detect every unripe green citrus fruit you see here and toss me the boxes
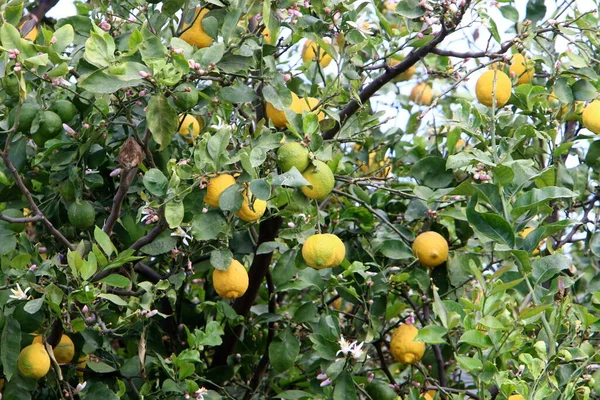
[68,200,96,229]
[173,83,199,110]
[301,160,335,200]
[277,142,310,173]
[51,100,78,123]
[33,111,63,146]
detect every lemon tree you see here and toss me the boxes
[0,0,599,399]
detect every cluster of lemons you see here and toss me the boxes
[16,334,87,380]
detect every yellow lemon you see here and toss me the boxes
[422,390,437,400]
[18,18,38,41]
[409,82,432,106]
[205,174,236,208]
[18,343,51,379]
[302,39,333,67]
[455,139,465,149]
[180,8,214,48]
[53,335,75,364]
[302,233,346,269]
[32,335,43,344]
[212,259,249,299]
[582,100,600,134]
[277,142,310,173]
[265,92,301,128]
[178,114,201,140]
[262,27,276,45]
[360,152,392,178]
[475,70,512,107]
[300,97,326,121]
[390,324,425,364]
[389,57,416,82]
[508,396,524,400]
[301,160,335,200]
[236,189,267,222]
[509,54,534,85]
[412,231,448,268]
[76,355,88,378]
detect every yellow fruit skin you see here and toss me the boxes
[582,100,600,134]
[508,396,525,400]
[412,231,448,268]
[180,8,214,48]
[18,343,51,379]
[390,324,425,364]
[509,54,534,86]
[301,160,335,200]
[266,93,301,128]
[212,259,249,299]
[53,335,75,364]
[32,335,43,344]
[475,70,512,107]
[360,152,391,178]
[178,114,201,140]
[302,233,345,269]
[76,355,88,378]
[389,58,416,82]
[236,190,267,222]
[205,174,236,208]
[302,39,333,67]
[422,390,437,400]
[409,83,432,106]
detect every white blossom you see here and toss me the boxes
[9,283,30,300]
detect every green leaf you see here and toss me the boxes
[52,24,75,53]
[511,187,576,218]
[378,240,413,260]
[585,140,600,167]
[274,390,314,399]
[218,184,243,211]
[194,321,224,346]
[79,62,150,93]
[591,232,600,258]
[84,29,116,68]
[80,252,98,281]
[140,231,177,255]
[190,211,226,240]
[0,226,17,255]
[525,0,546,24]
[532,254,572,286]
[479,315,508,330]
[302,113,319,136]
[272,167,311,187]
[210,248,233,271]
[207,129,231,165]
[147,95,178,151]
[395,0,425,18]
[571,80,597,101]
[466,195,515,248]
[1,317,21,380]
[98,294,129,307]
[500,5,519,22]
[554,78,573,103]
[262,85,292,110]
[86,360,117,374]
[94,226,115,257]
[23,297,44,314]
[165,201,185,229]
[411,156,454,188]
[333,372,358,400]
[99,275,132,289]
[493,165,514,187]
[143,168,169,197]
[1,23,22,52]
[459,330,493,349]
[218,84,257,104]
[455,354,483,372]
[415,325,447,344]
[269,328,300,372]
[249,179,270,200]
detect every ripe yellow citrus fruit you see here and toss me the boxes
[76,355,88,378]
[302,233,345,269]
[180,8,214,48]
[236,189,267,222]
[300,96,326,121]
[422,390,437,400]
[508,395,524,400]
[262,27,276,45]
[53,335,75,364]
[582,100,600,134]
[266,92,301,128]
[455,139,466,149]
[212,259,249,299]
[389,57,416,82]
[412,231,448,268]
[475,70,512,107]
[359,152,391,178]
[509,54,534,85]
[277,142,310,172]
[19,19,38,41]
[301,160,335,200]
[409,82,432,106]
[205,174,236,208]
[302,39,333,67]
[178,114,201,140]
[18,343,51,379]
[390,324,425,364]
[32,335,43,344]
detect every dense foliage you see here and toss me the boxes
[0,0,599,399]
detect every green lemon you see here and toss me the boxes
[58,181,76,201]
[32,111,63,146]
[173,83,199,110]
[3,74,20,97]
[51,100,78,123]
[68,200,96,229]
[9,103,40,133]
[277,142,310,173]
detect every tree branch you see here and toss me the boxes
[130,218,168,251]
[211,216,283,368]
[0,151,74,250]
[0,213,43,223]
[103,168,138,235]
